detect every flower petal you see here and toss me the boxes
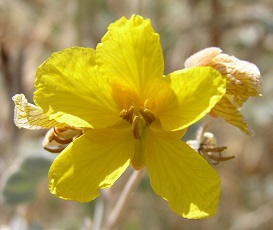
[185,47,263,108]
[144,128,220,219]
[49,127,134,202]
[211,95,254,136]
[159,67,226,131]
[96,15,164,94]
[34,47,120,129]
[12,94,64,129]
[211,53,263,107]
[184,47,222,68]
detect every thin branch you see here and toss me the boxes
[93,192,105,230]
[104,169,144,230]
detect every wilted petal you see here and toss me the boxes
[184,47,222,68]
[185,47,263,107]
[12,94,64,129]
[211,95,254,136]
[211,53,262,107]
[185,47,262,134]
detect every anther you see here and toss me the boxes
[132,115,140,139]
[43,127,83,154]
[139,108,156,126]
[119,106,135,124]
[203,146,235,165]
[43,146,67,154]
[52,135,74,144]
[187,123,235,165]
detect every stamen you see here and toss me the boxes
[43,127,83,154]
[201,146,235,165]
[42,128,55,146]
[72,133,82,140]
[52,127,82,144]
[190,123,235,165]
[52,135,74,144]
[132,115,140,139]
[139,108,156,126]
[119,106,135,123]
[54,127,69,135]
[43,146,67,154]
[208,154,235,165]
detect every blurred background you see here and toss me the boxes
[0,0,273,229]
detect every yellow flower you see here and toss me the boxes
[12,15,226,219]
[185,47,263,136]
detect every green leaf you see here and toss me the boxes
[2,155,52,205]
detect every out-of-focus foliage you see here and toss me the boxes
[1,0,273,229]
[2,156,52,205]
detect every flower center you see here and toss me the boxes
[119,105,157,139]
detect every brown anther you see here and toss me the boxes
[43,146,67,154]
[189,122,235,165]
[132,115,140,139]
[207,154,235,165]
[119,106,135,124]
[203,146,227,152]
[42,128,55,146]
[72,133,82,141]
[54,127,69,135]
[43,127,83,154]
[201,145,234,165]
[52,135,74,144]
[139,108,156,126]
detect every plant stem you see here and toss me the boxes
[93,192,105,230]
[104,169,144,230]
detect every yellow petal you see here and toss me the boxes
[130,124,187,170]
[96,15,164,95]
[159,67,226,131]
[34,47,120,129]
[12,94,64,129]
[211,95,254,136]
[49,127,134,202]
[144,128,220,219]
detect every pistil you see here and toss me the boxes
[132,116,140,139]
